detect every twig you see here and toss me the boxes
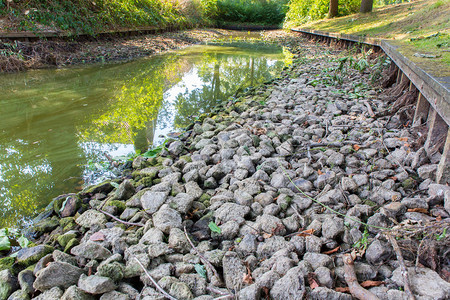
[99,209,144,227]
[364,100,375,117]
[343,254,379,300]
[212,295,234,300]
[415,234,428,268]
[184,226,222,282]
[133,257,178,300]
[387,235,416,300]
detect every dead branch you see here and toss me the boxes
[364,101,375,117]
[387,235,416,300]
[133,256,178,300]
[343,254,380,300]
[99,209,144,227]
[184,226,222,283]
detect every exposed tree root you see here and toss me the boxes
[343,254,380,300]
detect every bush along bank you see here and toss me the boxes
[1,35,450,300]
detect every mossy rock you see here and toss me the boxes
[105,200,126,213]
[199,193,211,203]
[153,178,162,185]
[402,178,416,189]
[83,180,114,195]
[251,135,261,147]
[59,217,76,232]
[16,245,54,267]
[64,238,79,253]
[53,196,66,215]
[0,257,15,272]
[137,177,153,187]
[57,233,77,248]
[33,218,59,235]
[96,261,124,282]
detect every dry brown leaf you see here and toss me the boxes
[307,273,319,290]
[353,144,361,151]
[407,208,428,214]
[322,246,340,255]
[335,287,350,293]
[90,232,105,241]
[243,273,253,284]
[262,233,273,239]
[297,228,315,237]
[243,263,254,284]
[317,170,324,175]
[436,215,442,222]
[360,280,385,288]
[397,137,408,142]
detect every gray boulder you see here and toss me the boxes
[153,204,182,234]
[222,252,246,290]
[75,210,107,228]
[61,285,95,300]
[0,270,18,300]
[270,266,305,299]
[78,274,117,295]
[140,191,168,214]
[34,262,84,291]
[392,267,450,300]
[71,241,112,260]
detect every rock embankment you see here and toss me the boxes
[1,34,449,300]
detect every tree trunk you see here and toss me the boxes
[329,0,339,18]
[360,0,374,13]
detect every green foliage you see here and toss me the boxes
[0,228,30,252]
[0,229,10,251]
[353,226,369,251]
[3,0,205,35]
[436,227,447,241]
[214,0,288,25]
[284,0,360,27]
[194,263,207,278]
[208,221,222,234]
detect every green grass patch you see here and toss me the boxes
[287,0,449,76]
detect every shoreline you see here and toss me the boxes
[1,31,449,300]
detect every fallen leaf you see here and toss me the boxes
[407,208,428,213]
[307,273,319,290]
[90,232,105,241]
[317,170,323,175]
[361,280,385,288]
[436,215,442,222]
[389,176,398,181]
[262,233,273,239]
[353,144,361,151]
[297,229,315,237]
[243,273,253,284]
[323,246,340,255]
[335,287,350,293]
[397,137,408,142]
[243,263,254,284]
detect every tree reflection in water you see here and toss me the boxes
[0,42,291,228]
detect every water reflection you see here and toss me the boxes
[0,42,291,228]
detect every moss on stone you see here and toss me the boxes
[105,200,126,213]
[96,261,124,282]
[153,178,161,185]
[199,193,211,203]
[137,177,153,187]
[57,233,77,248]
[0,257,15,272]
[64,238,79,253]
[33,217,59,235]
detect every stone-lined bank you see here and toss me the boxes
[1,33,449,300]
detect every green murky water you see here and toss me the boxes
[0,42,292,229]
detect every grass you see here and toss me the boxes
[288,0,450,76]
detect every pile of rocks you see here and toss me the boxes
[1,35,449,300]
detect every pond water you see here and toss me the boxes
[0,41,292,229]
